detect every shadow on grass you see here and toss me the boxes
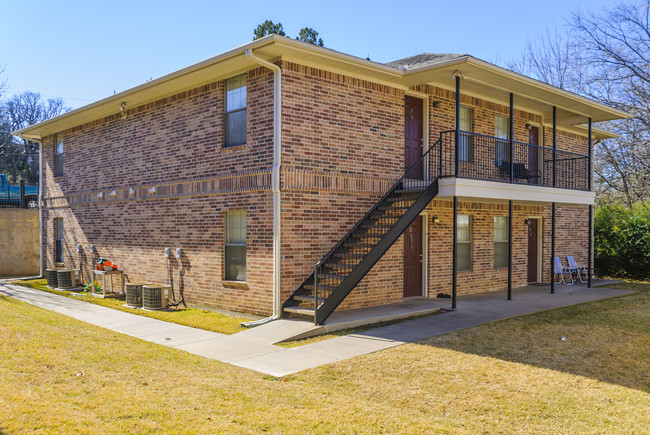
[0,294,20,304]
[417,284,649,393]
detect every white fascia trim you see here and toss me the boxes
[437,178,595,206]
[402,56,630,120]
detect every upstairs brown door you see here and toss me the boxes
[527,219,538,283]
[405,96,424,179]
[528,126,540,184]
[404,216,423,297]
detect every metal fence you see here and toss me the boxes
[0,180,39,208]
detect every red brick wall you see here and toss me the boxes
[281,61,404,178]
[541,205,590,281]
[277,73,591,310]
[279,61,408,309]
[43,193,274,315]
[40,58,593,316]
[41,67,277,315]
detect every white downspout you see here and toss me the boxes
[242,49,282,326]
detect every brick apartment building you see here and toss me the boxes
[14,35,628,324]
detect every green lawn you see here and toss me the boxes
[11,279,249,335]
[1,282,648,433]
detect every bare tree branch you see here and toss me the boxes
[509,1,650,206]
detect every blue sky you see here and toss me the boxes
[1,0,614,109]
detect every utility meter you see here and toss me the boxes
[164,248,171,258]
[175,248,182,259]
[76,244,82,252]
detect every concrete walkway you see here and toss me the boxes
[0,279,633,377]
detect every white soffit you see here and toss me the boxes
[437,178,595,206]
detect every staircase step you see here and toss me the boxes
[294,294,326,304]
[330,258,360,265]
[378,205,409,212]
[396,187,428,194]
[316,273,347,281]
[325,263,355,272]
[386,197,415,204]
[303,283,337,292]
[351,233,382,240]
[361,223,394,229]
[367,217,398,226]
[343,241,373,249]
[283,306,316,316]
[333,253,365,259]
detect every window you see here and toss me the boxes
[54,133,63,177]
[224,74,247,147]
[494,216,509,268]
[54,218,64,263]
[225,211,246,281]
[495,115,510,166]
[458,106,473,162]
[456,215,471,271]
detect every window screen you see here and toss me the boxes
[225,211,246,281]
[54,133,63,177]
[458,107,472,162]
[495,115,510,166]
[494,216,508,268]
[225,75,246,147]
[457,215,471,271]
[54,218,63,263]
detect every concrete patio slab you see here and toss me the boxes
[235,319,319,344]
[176,336,284,363]
[284,298,444,341]
[136,327,222,343]
[299,334,405,359]
[0,278,635,377]
[232,346,343,376]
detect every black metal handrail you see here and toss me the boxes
[439,130,590,191]
[314,139,442,269]
[313,139,442,319]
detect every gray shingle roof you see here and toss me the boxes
[385,53,469,70]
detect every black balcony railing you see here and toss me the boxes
[439,130,590,191]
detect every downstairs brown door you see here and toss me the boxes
[527,219,538,283]
[404,216,423,297]
[404,95,424,179]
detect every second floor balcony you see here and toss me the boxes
[405,130,593,205]
[438,130,590,192]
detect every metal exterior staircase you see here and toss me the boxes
[283,139,442,324]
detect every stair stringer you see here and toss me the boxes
[314,178,440,324]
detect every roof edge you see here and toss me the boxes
[13,35,632,138]
[400,56,631,120]
[12,35,282,138]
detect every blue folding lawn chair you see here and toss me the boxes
[554,256,573,285]
[567,255,588,283]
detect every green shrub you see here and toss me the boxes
[595,203,650,279]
